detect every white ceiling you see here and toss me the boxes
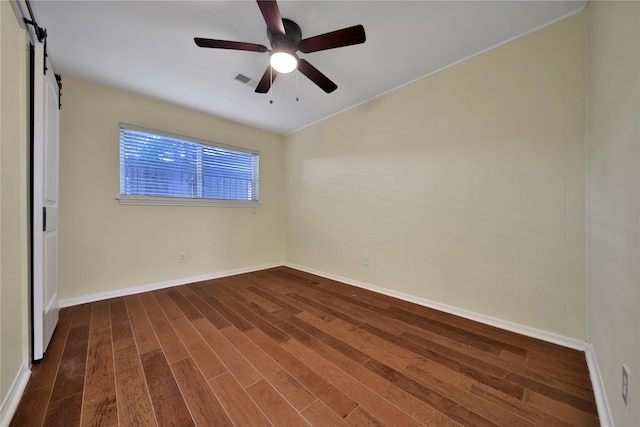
[30,1,587,135]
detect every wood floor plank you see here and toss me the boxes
[286,286,412,335]
[191,317,263,388]
[245,379,311,426]
[301,400,350,426]
[245,327,358,419]
[209,372,272,425]
[167,289,204,322]
[250,303,370,370]
[11,266,599,427]
[170,357,233,427]
[524,390,600,426]
[389,297,587,368]
[246,285,303,314]
[111,301,157,427]
[11,309,76,427]
[43,392,83,427]
[124,295,160,355]
[351,326,480,396]
[8,385,51,427]
[274,309,371,364]
[177,286,229,329]
[80,301,117,427]
[71,303,93,327]
[287,292,363,326]
[49,324,90,403]
[525,352,592,385]
[281,332,425,427]
[388,306,527,357]
[153,290,187,320]
[230,283,287,313]
[344,406,387,427]
[469,383,576,427]
[298,334,462,426]
[168,314,227,380]
[193,283,254,331]
[208,283,290,343]
[364,358,498,427]
[400,331,511,379]
[219,325,317,411]
[362,323,526,400]
[283,272,390,315]
[246,301,321,347]
[140,349,194,427]
[137,291,162,313]
[110,298,134,343]
[139,293,190,364]
[403,364,537,427]
[284,292,339,322]
[297,312,409,372]
[427,331,595,399]
[506,372,598,415]
[23,307,73,393]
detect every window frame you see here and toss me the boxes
[117,123,260,208]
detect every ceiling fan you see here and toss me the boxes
[194,0,366,94]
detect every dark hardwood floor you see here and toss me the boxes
[10,266,599,426]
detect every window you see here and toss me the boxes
[118,124,259,207]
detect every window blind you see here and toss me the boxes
[119,124,259,204]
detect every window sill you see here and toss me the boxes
[116,195,260,208]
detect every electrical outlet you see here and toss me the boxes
[179,252,187,263]
[362,255,369,266]
[623,364,630,407]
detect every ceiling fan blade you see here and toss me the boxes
[298,59,337,93]
[194,38,268,52]
[255,66,279,93]
[257,0,285,36]
[298,25,366,53]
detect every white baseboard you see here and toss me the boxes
[585,343,613,427]
[0,362,30,427]
[59,262,282,308]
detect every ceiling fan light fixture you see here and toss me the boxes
[269,50,298,73]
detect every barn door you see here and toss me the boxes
[32,39,60,361]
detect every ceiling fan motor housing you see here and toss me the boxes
[268,18,302,53]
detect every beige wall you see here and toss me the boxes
[58,76,286,301]
[587,1,640,425]
[0,0,30,411]
[286,13,587,339]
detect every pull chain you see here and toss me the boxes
[296,67,299,102]
[269,65,274,104]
